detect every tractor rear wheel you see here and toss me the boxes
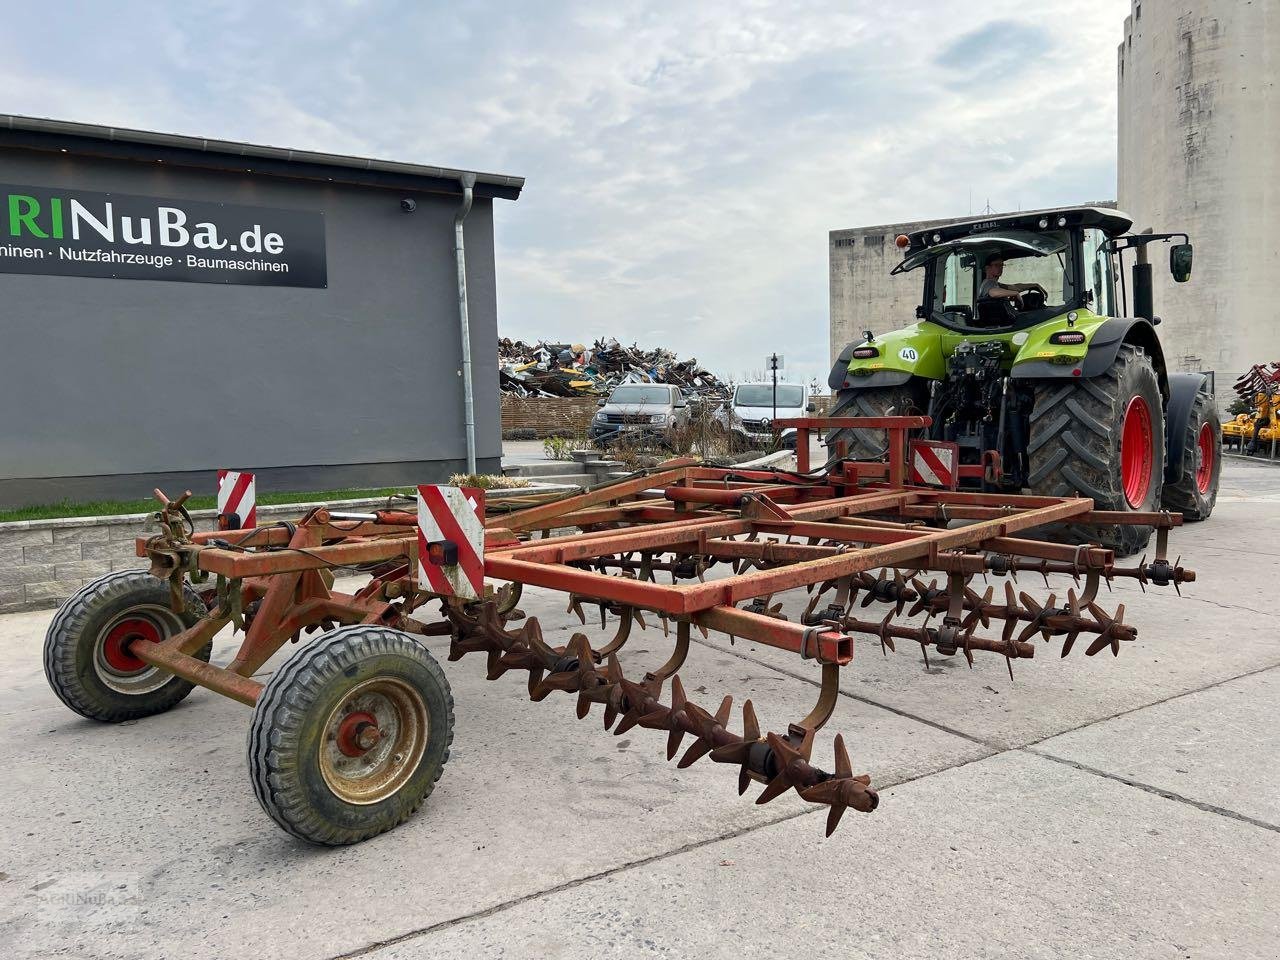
[247,626,454,845]
[826,385,925,460]
[43,571,212,723]
[1027,344,1164,557]
[1161,389,1221,520]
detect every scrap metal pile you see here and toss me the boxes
[499,337,729,399]
[1224,362,1280,452]
[44,416,1197,845]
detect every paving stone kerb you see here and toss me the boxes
[0,484,583,615]
[0,500,380,613]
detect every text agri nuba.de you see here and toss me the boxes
[6,192,288,257]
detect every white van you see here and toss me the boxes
[722,382,813,449]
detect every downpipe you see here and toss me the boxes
[454,173,478,475]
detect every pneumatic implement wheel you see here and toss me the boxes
[43,570,212,723]
[1027,343,1165,556]
[247,625,454,845]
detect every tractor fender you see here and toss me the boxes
[1164,372,1214,481]
[829,366,915,391]
[1011,318,1168,397]
[828,342,859,391]
[830,323,945,391]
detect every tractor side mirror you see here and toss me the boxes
[805,402,816,413]
[596,398,607,407]
[1170,243,1193,283]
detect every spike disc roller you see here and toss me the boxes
[42,417,1197,844]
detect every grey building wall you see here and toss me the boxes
[1118,0,1277,385]
[0,150,504,507]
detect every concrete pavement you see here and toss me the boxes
[0,461,1276,959]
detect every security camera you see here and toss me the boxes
[400,198,417,213]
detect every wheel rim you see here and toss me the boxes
[320,677,428,805]
[1120,395,1155,508]
[1195,421,1215,494]
[93,606,185,695]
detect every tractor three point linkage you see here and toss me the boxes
[43,418,1197,845]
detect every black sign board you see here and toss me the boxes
[0,184,326,288]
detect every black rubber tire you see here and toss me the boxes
[826,385,925,459]
[43,570,212,723]
[1028,343,1165,557]
[247,625,454,846]
[1161,390,1221,520]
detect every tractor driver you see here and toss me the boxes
[978,253,1047,307]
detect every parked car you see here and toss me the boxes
[589,383,689,448]
[718,382,813,450]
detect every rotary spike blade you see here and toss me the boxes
[677,739,713,769]
[715,695,733,726]
[833,733,851,779]
[742,699,761,741]
[755,773,794,805]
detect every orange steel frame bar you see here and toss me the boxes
[125,418,1178,707]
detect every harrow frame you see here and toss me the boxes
[92,416,1195,839]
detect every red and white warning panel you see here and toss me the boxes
[417,485,486,601]
[217,470,257,529]
[908,440,959,490]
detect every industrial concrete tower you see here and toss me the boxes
[1118,0,1277,388]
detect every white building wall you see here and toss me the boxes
[1118,0,1278,383]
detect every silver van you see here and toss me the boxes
[589,383,689,447]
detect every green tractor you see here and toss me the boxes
[827,206,1220,556]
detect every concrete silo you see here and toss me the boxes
[1117,0,1277,389]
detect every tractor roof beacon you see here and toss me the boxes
[828,205,1220,556]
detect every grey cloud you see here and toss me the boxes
[3,0,1119,389]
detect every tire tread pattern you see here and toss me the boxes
[1027,343,1164,556]
[43,570,210,723]
[247,626,454,846]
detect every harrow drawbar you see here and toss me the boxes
[42,416,1202,845]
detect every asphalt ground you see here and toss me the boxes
[1,459,1277,959]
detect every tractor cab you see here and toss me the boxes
[891,207,1132,333]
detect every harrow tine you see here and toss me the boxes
[666,675,689,760]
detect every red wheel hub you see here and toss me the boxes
[1195,421,1215,494]
[336,711,382,757]
[1120,395,1155,508]
[101,618,163,673]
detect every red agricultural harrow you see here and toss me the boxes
[43,417,1196,844]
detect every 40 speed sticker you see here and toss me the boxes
[898,347,919,363]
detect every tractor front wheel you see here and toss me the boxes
[826,385,926,460]
[43,571,212,723]
[1028,343,1165,556]
[1162,389,1221,520]
[247,626,454,845]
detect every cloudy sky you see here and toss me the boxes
[4,0,1126,387]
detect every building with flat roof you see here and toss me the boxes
[0,115,522,507]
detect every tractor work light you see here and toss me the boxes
[1050,331,1087,345]
[852,346,879,359]
[1057,216,1068,227]
[426,540,459,566]
[1038,217,1049,229]
[895,234,910,248]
